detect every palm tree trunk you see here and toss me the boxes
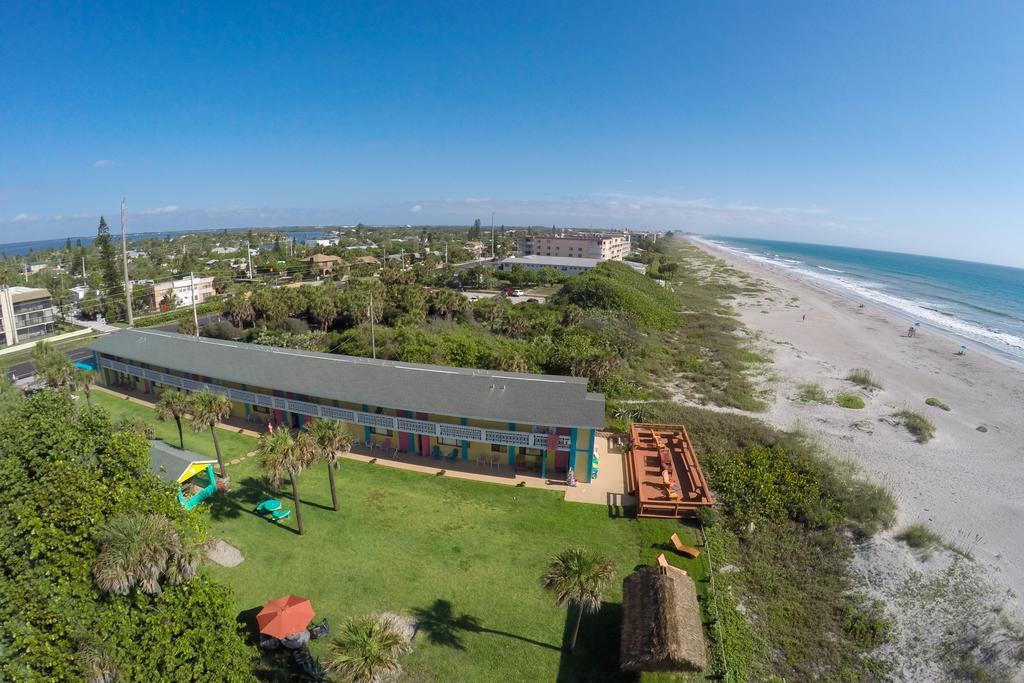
[567,603,584,653]
[290,473,304,535]
[327,463,339,511]
[211,427,225,477]
[174,416,184,449]
[84,390,92,409]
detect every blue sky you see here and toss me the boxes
[2,2,1023,266]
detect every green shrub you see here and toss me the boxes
[925,397,951,411]
[798,383,829,404]
[976,425,988,433]
[838,594,894,650]
[835,393,865,409]
[895,523,943,550]
[695,505,718,528]
[894,410,935,443]
[847,368,882,390]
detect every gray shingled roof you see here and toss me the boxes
[148,440,214,484]
[92,330,606,428]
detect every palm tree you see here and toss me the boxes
[257,429,313,535]
[226,292,255,328]
[31,340,76,393]
[540,547,616,653]
[75,367,94,409]
[154,388,191,449]
[324,614,410,683]
[189,390,232,477]
[305,419,353,511]
[91,513,198,596]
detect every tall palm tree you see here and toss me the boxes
[31,340,76,393]
[257,429,313,535]
[305,419,353,511]
[154,388,191,449]
[324,614,410,683]
[540,547,616,653]
[189,390,232,477]
[91,513,198,596]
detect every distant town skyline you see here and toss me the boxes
[3,3,1024,267]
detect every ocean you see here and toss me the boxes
[706,236,1024,364]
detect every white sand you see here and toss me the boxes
[690,237,1024,601]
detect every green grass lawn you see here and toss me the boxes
[89,389,258,459]
[90,387,710,680]
[208,456,705,682]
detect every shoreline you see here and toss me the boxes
[688,236,1024,605]
[694,236,1024,370]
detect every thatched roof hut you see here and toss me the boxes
[620,565,706,672]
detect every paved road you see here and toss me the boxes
[6,346,95,382]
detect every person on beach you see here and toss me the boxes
[802,313,806,322]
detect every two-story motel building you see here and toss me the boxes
[90,330,606,482]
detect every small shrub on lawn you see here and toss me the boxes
[798,383,829,404]
[839,594,894,650]
[695,505,718,528]
[836,393,865,409]
[847,368,882,390]
[926,397,951,411]
[896,524,943,551]
[894,410,936,443]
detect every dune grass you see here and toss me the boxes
[925,397,951,411]
[896,524,944,550]
[976,425,988,433]
[798,382,829,404]
[835,393,866,409]
[894,410,936,444]
[847,368,882,390]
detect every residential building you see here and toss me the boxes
[517,232,631,261]
[305,253,343,276]
[465,240,487,258]
[494,255,646,276]
[69,285,91,302]
[91,330,606,482]
[211,246,240,255]
[151,276,216,310]
[0,286,56,346]
[305,238,340,248]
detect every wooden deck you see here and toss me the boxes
[624,423,713,519]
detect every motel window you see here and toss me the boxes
[372,427,393,437]
[491,443,504,453]
[438,437,459,446]
[252,404,270,414]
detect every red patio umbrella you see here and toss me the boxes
[257,595,316,639]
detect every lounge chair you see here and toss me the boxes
[669,533,700,558]
[657,553,670,568]
[272,509,291,522]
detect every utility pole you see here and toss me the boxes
[246,241,254,280]
[121,198,134,326]
[444,242,448,265]
[491,212,495,260]
[190,271,199,337]
[368,290,377,359]
[82,256,87,280]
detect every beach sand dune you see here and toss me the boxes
[692,237,1024,677]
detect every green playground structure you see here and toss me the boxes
[177,463,218,510]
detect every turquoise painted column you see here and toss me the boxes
[459,417,469,461]
[541,450,547,479]
[568,428,578,472]
[362,404,371,443]
[507,422,516,467]
[242,384,251,420]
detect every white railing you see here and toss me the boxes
[99,358,572,450]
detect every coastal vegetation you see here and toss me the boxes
[925,397,951,411]
[847,368,883,390]
[835,392,866,409]
[797,382,829,403]
[894,409,936,443]
[896,523,945,552]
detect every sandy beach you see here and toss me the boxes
[690,237,1024,672]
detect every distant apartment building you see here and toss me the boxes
[0,287,56,346]
[494,255,646,277]
[305,238,340,248]
[152,276,216,310]
[517,232,630,261]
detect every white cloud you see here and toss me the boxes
[142,205,180,215]
[410,204,422,213]
[93,159,114,168]
[12,213,37,222]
